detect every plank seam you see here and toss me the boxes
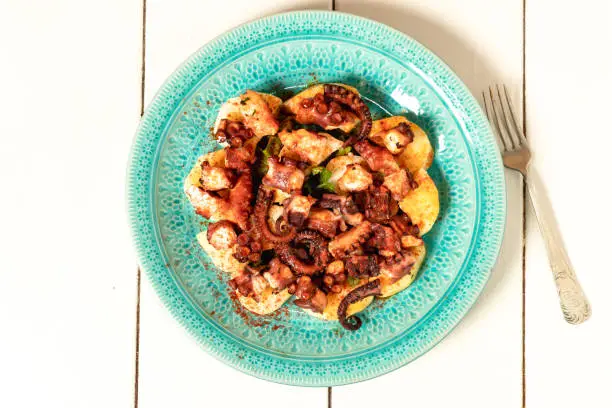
[134,267,142,408]
[140,0,147,117]
[134,0,147,406]
[521,0,527,406]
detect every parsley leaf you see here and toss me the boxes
[319,168,332,184]
[317,182,335,193]
[256,136,282,177]
[304,166,336,195]
[335,146,352,156]
[347,276,360,287]
[317,168,336,192]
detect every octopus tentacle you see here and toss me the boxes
[254,188,296,243]
[275,242,320,276]
[295,230,332,266]
[276,231,330,276]
[337,279,382,330]
[328,221,373,259]
[228,170,253,230]
[324,84,372,145]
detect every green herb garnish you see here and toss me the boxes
[307,166,336,192]
[335,146,352,157]
[256,136,282,177]
[317,167,335,192]
[347,276,360,287]
[303,166,336,196]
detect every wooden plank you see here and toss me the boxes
[332,1,524,406]
[139,284,328,408]
[138,2,330,407]
[0,1,142,407]
[524,0,612,406]
[144,0,331,105]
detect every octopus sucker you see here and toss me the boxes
[328,221,373,259]
[276,230,331,276]
[185,84,438,329]
[254,188,296,243]
[323,84,373,146]
[282,84,361,133]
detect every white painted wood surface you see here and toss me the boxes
[524,1,612,407]
[138,1,329,407]
[0,1,142,407]
[1,0,610,407]
[333,1,523,406]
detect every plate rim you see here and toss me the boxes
[127,10,506,386]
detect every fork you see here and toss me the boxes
[483,85,591,325]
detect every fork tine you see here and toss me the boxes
[482,91,506,151]
[488,86,516,151]
[501,84,528,146]
[495,84,523,148]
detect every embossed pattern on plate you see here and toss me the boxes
[128,11,506,386]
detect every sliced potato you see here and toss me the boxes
[239,90,280,137]
[213,91,282,137]
[184,150,226,208]
[398,169,439,235]
[282,84,361,133]
[197,231,244,276]
[369,116,406,135]
[369,116,413,155]
[260,93,282,115]
[395,120,434,173]
[303,279,374,321]
[279,129,343,165]
[197,231,291,315]
[238,287,292,315]
[378,244,426,298]
[285,83,360,111]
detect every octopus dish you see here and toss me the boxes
[185,84,439,330]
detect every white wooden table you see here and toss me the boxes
[1,1,610,407]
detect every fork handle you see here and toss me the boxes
[525,166,591,324]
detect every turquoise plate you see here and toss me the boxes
[128,11,506,386]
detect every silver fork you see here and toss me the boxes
[483,85,591,325]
